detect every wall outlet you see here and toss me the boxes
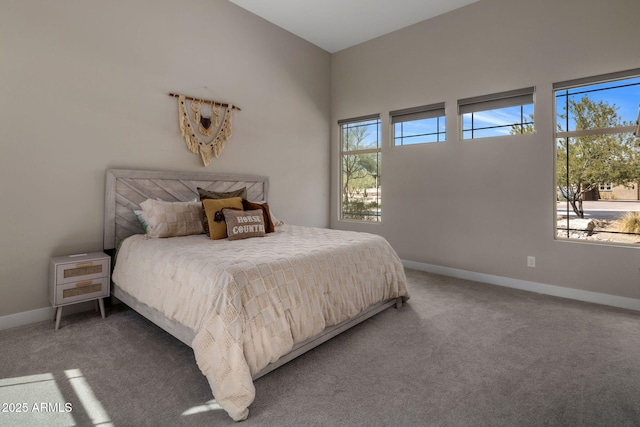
[527,256,536,268]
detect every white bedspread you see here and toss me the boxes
[112,224,409,420]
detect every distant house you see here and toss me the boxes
[586,183,640,200]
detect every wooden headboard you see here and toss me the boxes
[104,169,269,250]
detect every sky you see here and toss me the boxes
[347,76,640,145]
[556,77,640,132]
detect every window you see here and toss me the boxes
[554,68,640,244]
[458,87,535,139]
[339,115,381,222]
[391,102,446,145]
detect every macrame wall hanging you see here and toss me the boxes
[169,93,241,166]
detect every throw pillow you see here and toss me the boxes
[202,197,244,240]
[198,187,247,234]
[223,209,266,240]
[242,200,275,233]
[139,199,204,238]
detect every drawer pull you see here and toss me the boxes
[75,281,93,287]
[75,262,94,268]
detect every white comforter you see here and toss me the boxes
[112,224,409,420]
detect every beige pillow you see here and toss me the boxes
[223,209,266,240]
[202,197,244,240]
[139,199,204,238]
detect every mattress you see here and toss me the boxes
[112,224,409,420]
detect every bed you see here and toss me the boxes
[104,168,409,421]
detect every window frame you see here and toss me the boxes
[553,68,640,245]
[390,102,446,146]
[338,114,382,223]
[458,87,535,140]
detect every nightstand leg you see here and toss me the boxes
[98,298,105,319]
[55,307,62,330]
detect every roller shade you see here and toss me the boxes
[458,87,535,114]
[554,67,640,90]
[338,113,380,125]
[390,102,445,124]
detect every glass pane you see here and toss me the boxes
[394,117,445,145]
[556,133,640,244]
[341,153,380,222]
[556,76,640,132]
[342,118,380,151]
[462,104,534,139]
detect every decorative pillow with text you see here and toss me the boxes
[223,209,266,240]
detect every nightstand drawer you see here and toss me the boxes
[56,258,109,285]
[55,277,109,305]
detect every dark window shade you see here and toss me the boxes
[338,113,380,125]
[458,87,535,114]
[390,102,445,124]
[553,68,640,91]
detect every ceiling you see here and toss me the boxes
[228,0,480,53]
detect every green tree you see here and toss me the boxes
[342,124,379,219]
[557,96,640,218]
[510,114,535,134]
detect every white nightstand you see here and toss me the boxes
[49,252,111,330]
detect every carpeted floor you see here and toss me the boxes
[1,269,640,426]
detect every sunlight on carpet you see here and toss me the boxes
[0,369,113,426]
[182,399,225,416]
[0,373,76,426]
[65,369,112,426]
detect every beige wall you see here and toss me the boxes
[3,0,639,321]
[0,0,331,317]
[331,0,640,299]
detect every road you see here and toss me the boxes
[557,200,640,220]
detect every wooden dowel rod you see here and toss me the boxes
[168,93,241,111]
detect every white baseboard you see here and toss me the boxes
[403,260,640,312]
[3,264,639,331]
[0,301,95,332]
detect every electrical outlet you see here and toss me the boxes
[527,256,536,268]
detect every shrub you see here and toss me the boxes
[617,212,640,235]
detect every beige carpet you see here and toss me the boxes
[1,268,640,426]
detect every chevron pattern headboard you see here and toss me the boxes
[104,169,269,250]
